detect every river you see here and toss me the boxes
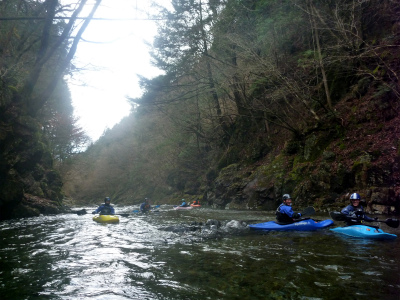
[0,206,399,300]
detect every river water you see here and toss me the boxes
[0,206,399,300]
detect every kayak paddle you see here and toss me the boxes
[73,209,87,215]
[330,211,399,228]
[132,205,160,213]
[329,211,346,221]
[118,213,131,217]
[301,207,315,217]
[376,218,399,228]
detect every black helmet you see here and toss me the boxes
[104,197,111,203]
[282,194,291,201]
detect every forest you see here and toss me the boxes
[1,0,399,220]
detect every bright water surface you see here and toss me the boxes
[0,206,399,300]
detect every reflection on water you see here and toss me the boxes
[0,206,399,300]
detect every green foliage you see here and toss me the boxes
[373,85,392,98]
[60,0,400,207]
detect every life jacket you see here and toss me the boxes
[100,204,112,215]
[342,205,365,225]
[276,204,294,224]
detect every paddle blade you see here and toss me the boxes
[119,213,131,217]
[329,211,346,221]
[385,218,399,228]
[132,210,139,213]
[301,207,315,216]
[74,209,87,215]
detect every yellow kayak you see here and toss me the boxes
[93,215,119,223]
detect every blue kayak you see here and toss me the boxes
[249,219,334,231]
[330,225,397,240]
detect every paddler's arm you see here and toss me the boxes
[92,206,102,214]
[281,206,301,218]
[362,214,377,222]
[293,212,302,219]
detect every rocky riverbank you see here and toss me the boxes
[8,194,71,219]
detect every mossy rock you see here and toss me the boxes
[289,161,310,183]
[11,204,41,218]
[217,147,242,170]
[206,169,218,183]
[352,155,371,172]
[322,151,336,162]
[303,132,335,162]
[216,164,240,181]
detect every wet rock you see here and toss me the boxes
[74,209,87,215]
[205,219,221,227]
[9,193,66,218]
[189,221,203,226]
[225,220,247,229]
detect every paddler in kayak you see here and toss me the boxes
[276,194,302,224]
[92,197,115,215]
[179,199,189,207]
[140,198,152,213]
[341,193,377,225]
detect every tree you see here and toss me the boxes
[0,0,103,219]
[151,0,229,137]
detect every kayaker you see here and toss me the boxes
[140,198,152,213]
[341,193,376,225]
[92,197,115,215]
[276,194,302,224]
[180,199,189,207]
[192,199,200,205]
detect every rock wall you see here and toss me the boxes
[203,98,400,215]
[0,104,64,220]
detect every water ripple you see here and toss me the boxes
[0,208,399,300]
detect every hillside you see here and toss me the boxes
[62,74,400,214]
[1,0,399,219]
[60,0,400,214]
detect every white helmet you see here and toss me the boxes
[350,193,361,200]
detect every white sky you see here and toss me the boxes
[67,0,164,141]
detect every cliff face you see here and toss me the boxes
[202,87,400,214]
[0,103,64,220]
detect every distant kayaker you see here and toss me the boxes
[180,199,189,207]
[276,194,302,224]
[341,193,376,225]
[192,199,200,205]
[92,197,115,215]
[140,198,152,213]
